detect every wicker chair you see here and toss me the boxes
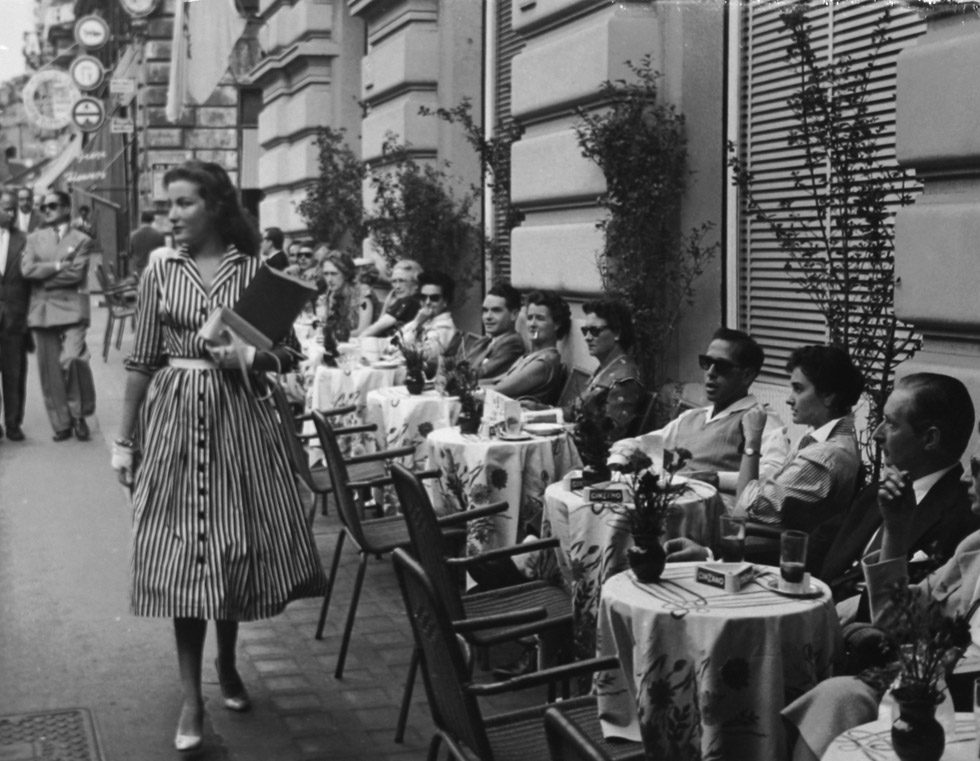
[389,462,574,743]
[392,548,644,761]
[544,706,617,761]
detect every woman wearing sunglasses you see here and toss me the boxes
[485,290,570,406]
[394,270,457,371]
[566,299,646,450]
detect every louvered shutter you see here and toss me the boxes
[736,0,924,383]
[491,0,524,284]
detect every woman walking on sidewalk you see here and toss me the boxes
[110,161,326,752]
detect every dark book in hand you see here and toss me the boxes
[198,265,317,349]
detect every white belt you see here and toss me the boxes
[169,357,219,370]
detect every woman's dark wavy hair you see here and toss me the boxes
[786,344,865,416]
[163,161,260,256]
[525,290,572,340]
[582,298,635,351]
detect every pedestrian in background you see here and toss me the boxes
[15,187,41,233]
[0,189,31,441]
[20,190,95,442]
[127,209,165,281]
[110,160,326,753]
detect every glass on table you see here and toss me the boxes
[718,515,745,562]
[779,530,808,584]
[973,677,980,751]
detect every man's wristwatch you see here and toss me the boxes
[743,447,759,457]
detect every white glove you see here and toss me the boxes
[206,329,256,370]
[112,441,135,486]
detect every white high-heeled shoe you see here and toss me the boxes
[174,701,204,752]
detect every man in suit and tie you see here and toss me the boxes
[15,187,42,234]
[127,210,165,280]
[0,190,31,441]
[464,283,525,380]
[816,373,980,601]
[21,190,95,442]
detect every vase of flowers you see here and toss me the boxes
[393,333,426,395]
[859,584,970,761]
[445,358,482,434]
[606,443,692,583]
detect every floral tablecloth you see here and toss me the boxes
[365,387,461,468]
[424,427,581,556]
[597,563,840,761]
[306,363,406,461]
[822,714,975,761]
[543,475,725,660]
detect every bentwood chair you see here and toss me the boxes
[392,549,644,761]
[310,411,479,679]
[94,265,137,362]
[390,463,574,743]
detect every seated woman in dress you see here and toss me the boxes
[394,270,457,372]
[483,290,569,407]
[319,250,375,364]
[360,259,422,338]
[566,298,646,451]
[733,344,864,533]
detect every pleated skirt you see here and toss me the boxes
[130,366,327,620]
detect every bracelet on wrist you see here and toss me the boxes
[115,437,136,449]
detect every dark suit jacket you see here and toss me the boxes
[15,209,42,234]
[817,464,979,598]
[465,330,525,380]
[21,227,94,328]
[0,228,30,336]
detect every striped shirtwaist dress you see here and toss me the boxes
[126,246,327,620]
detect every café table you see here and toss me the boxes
[543,474,726,659]
[424,425,582,556]
[306,361,406,460]
[597,562,840,761]
[364,386,462,468]
[822,713,975,761]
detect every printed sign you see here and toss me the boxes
[70,55,105,91]
[74,15,110,50]
[71,97,106,132]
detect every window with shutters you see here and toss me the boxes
[733,0,925,384]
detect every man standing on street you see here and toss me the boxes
[21,191,95,442]
[127,210,165,280]
[0,190,31,441]
[260,226,288,270]
[15,187,41,234]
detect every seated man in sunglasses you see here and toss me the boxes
[612,327,788,501]
[394,270,457,372]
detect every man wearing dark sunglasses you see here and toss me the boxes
[20,191,96,442]
[615,327,788,501]
[395,270,456,372]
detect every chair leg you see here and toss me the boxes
[315,528,346,640]
[102,314,113,362]
[115,316,126,350]
[394,646,420,743]
[426,733,443,761]
[334,552,367,679]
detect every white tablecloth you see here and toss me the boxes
[365,386,461,468]
[598,563,840,761]
[543,475,726,660]
[822,714,975,761]
[424,426,581,555]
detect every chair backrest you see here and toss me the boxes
[543,707,613,761]
[94,264,110,294]
[559,366,591,410]
[461,332,484,356]
[268,383,316,491]
[310,410,372,548]
[392,548,492,759]
[390,463,466,620]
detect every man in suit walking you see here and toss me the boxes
[0,190,31,441]
[816,373,980,600]
[15,187,42,234]
[21,190,95,442]
[127,210,165,279]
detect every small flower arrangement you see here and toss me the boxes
[391,332,425,376]
[605,443,692,541]
[859,582,970,705]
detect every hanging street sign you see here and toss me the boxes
[110,116,134,134]
[71,97,106,132]
[70,55,106,91]
[74,15,110,50]
[109,78,136,95]
[22,69,80,130]
[118,0,161,18]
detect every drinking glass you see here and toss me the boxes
[718,515,745,562]
[779,530,808,584]
[973,677,980,751]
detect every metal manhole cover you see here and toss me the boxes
[0,709,102,761]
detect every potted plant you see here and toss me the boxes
[859,584,970,761]
[392,333,426,395]
[444,357,482,435]
[605,443,692,582]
